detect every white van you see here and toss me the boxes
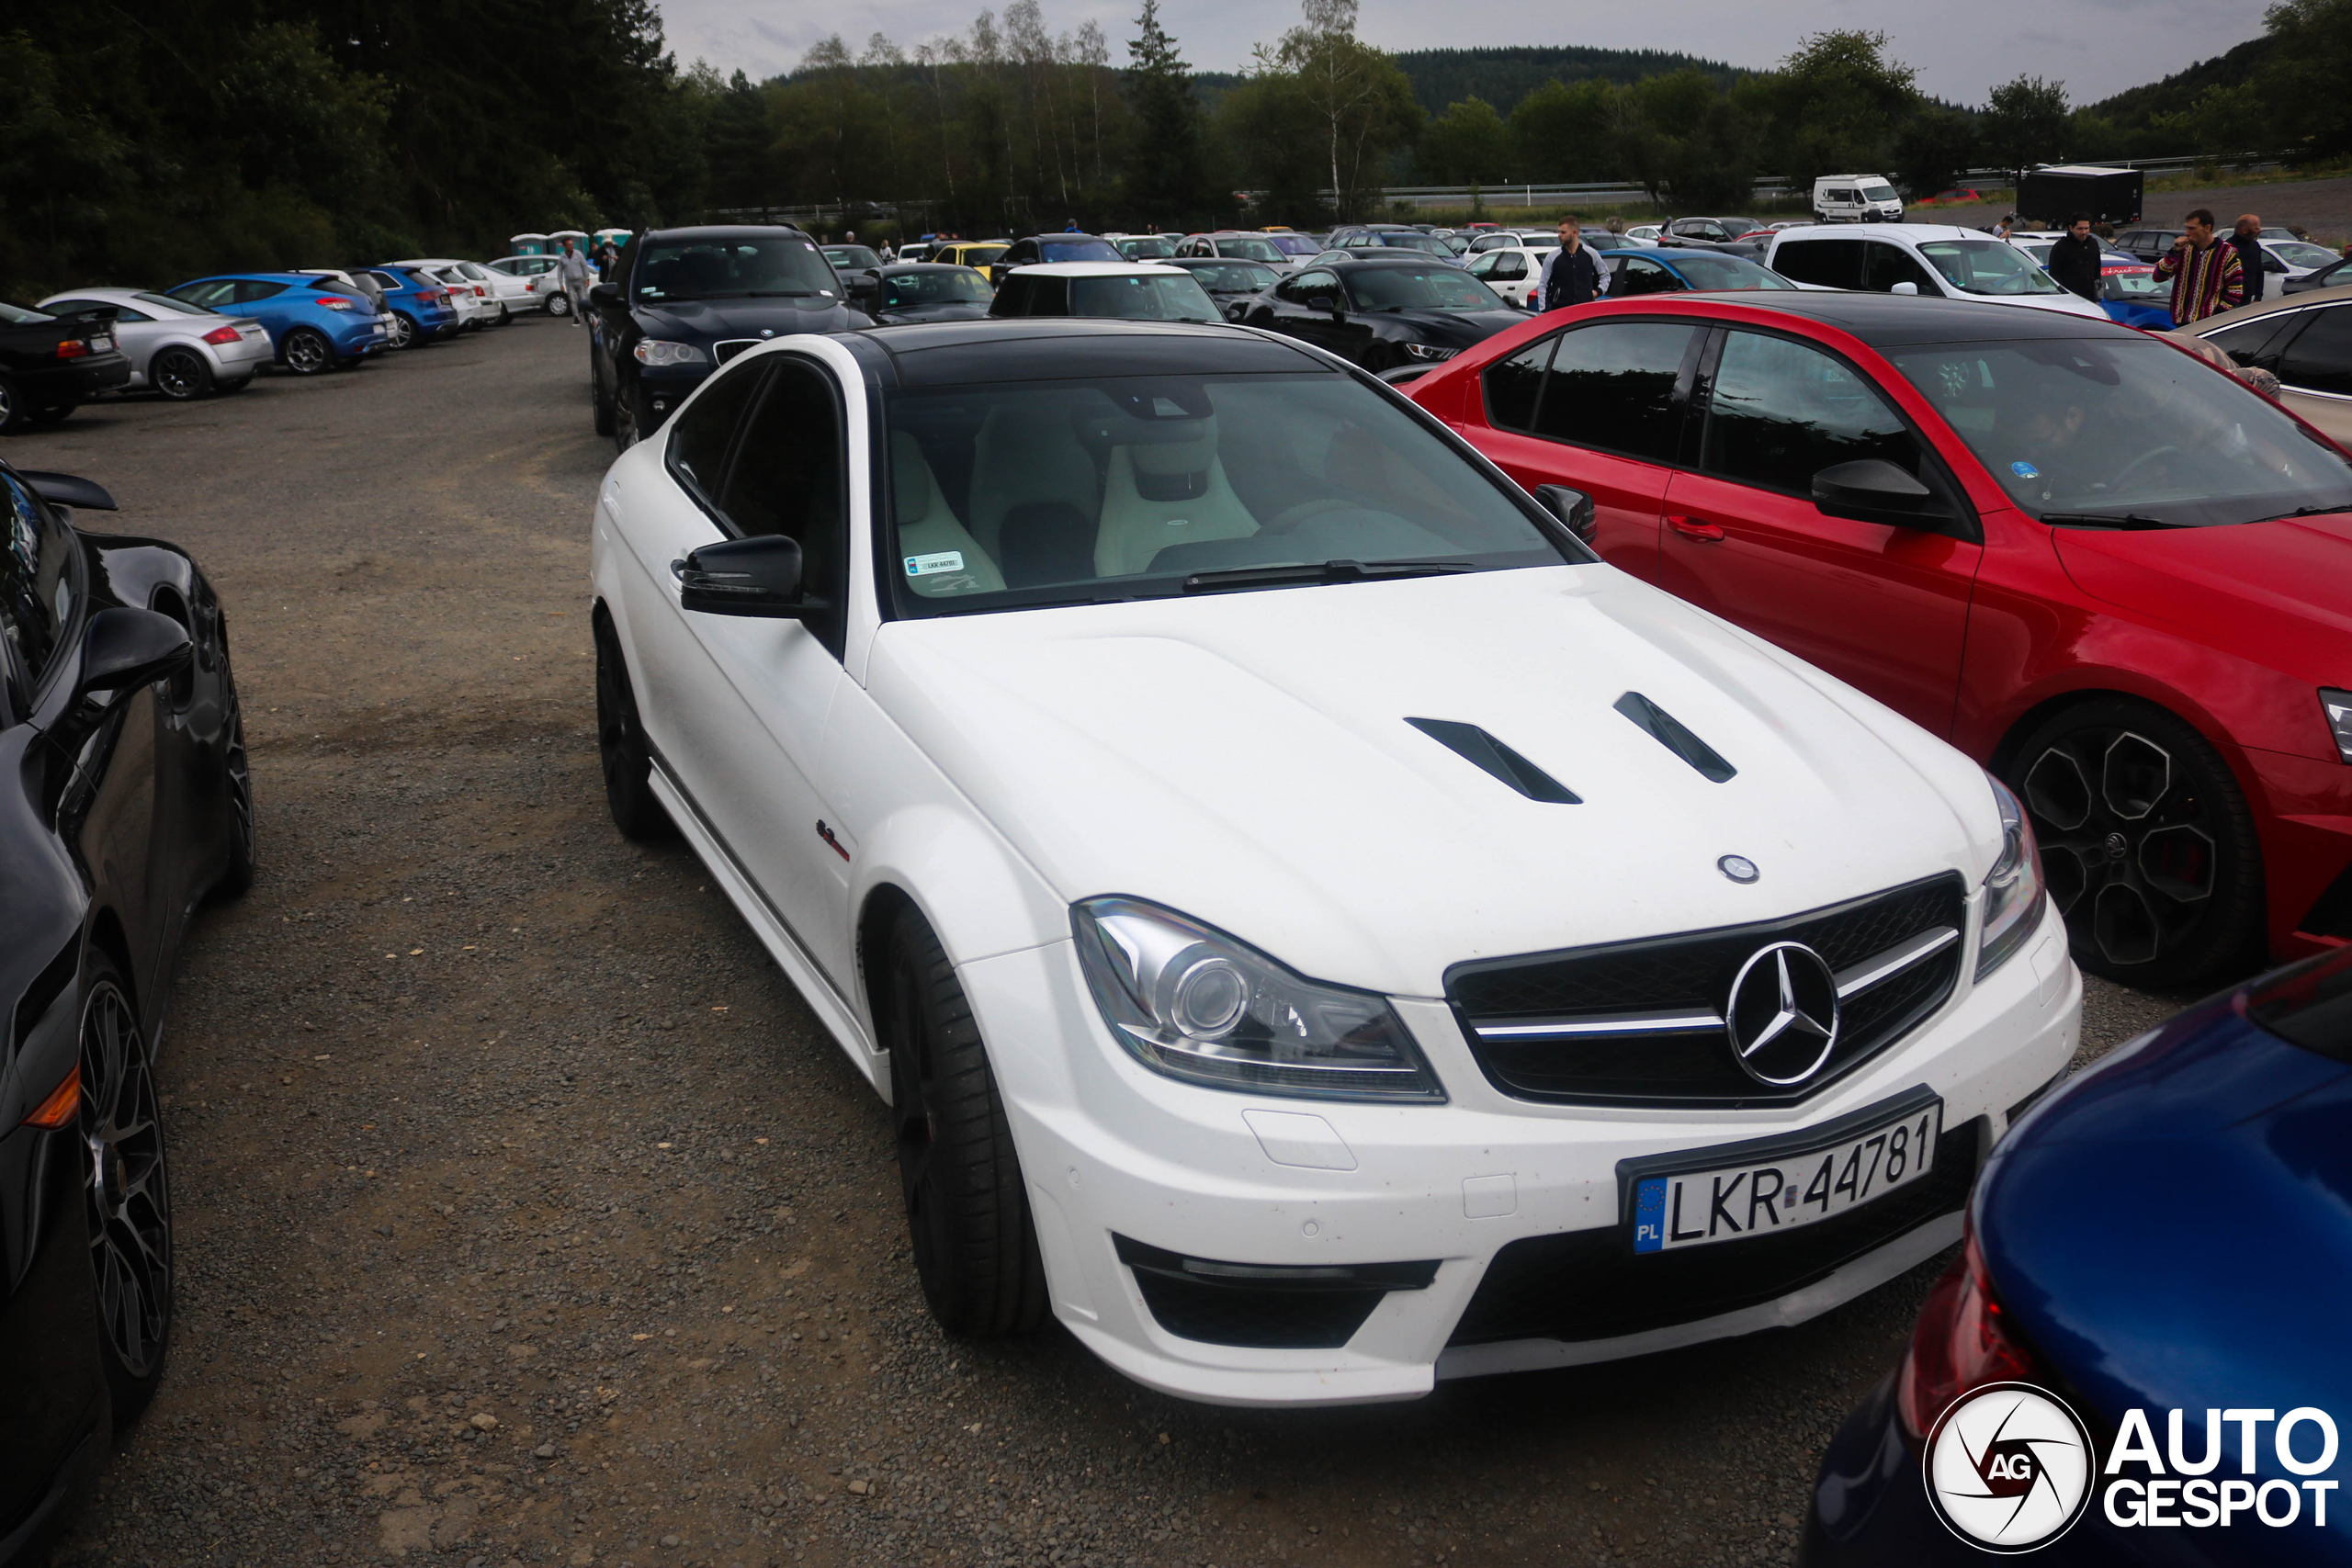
[1813,175,1904,223]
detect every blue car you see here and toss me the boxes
[2095,254,2175,330]
[1803,949,2352,1565]
[164,272,389,375]
[358,265,461,349]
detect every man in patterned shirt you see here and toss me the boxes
[2153,209,2245,325]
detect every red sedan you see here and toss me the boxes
[1408,292,2352,987]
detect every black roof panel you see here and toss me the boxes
[1690,291,2138,347]
[862,320,1326,387]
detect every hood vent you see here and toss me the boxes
[1406,718,1581,804]
[1614,692,1736,783]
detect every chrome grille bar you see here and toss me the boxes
[1833,926,1959,998]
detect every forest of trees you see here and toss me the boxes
[0,0,2340,298]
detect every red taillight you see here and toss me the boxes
[56,339,90,358]
[316,296,353,310]
[202,325,241,345]
[473,286,487,297]
[1894,1224,2045,1439]
[423,289,446,304]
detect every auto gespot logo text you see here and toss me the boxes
[2100,1405,2340,1532]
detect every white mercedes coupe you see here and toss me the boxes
[588,318,2082,1407]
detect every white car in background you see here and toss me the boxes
[1462,243,1551,308]
[32,287,274,399]
[1768,224,2110,319]
[2254,234,2342,289]
[487,254,567,314]
[588,317,2079,1407]
[391,259,499,328]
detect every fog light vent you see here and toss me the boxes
[1113,1235,1438,1349]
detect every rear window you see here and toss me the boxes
[0,302,57,324]
[1041,239,1122,264]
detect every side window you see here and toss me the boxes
[1702,330,1921,496]
[2276,305,2352,396]
[1464,253,1496,278]
[2205,310,2303,371]
[714,359,847,641]
[1483,335,1555,432]
[1772,241,1862,288]
[991,276,1031,316]
[0,473,78,703]
[664,361,769,507]
[174,281,236,309]
[1491,254,1527,281]
[1613,256,1679,297]
[1860,243,1936,293]
[1292,269,1338,305]
[1532,321,1697,462]
[235,279,288,303]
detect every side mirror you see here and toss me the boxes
[1534,484,1598,544]
[18,470,119,512]
[1812,459,1945,526]
[77,608,193,700]
[588,282,620,306]
[1890,281,1920,296]
[673,535,820,618]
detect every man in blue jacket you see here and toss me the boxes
[1536,218,1606,310]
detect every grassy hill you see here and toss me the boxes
[2084,33,2274,130]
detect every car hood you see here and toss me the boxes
[865,565,2000,995]
[632,296,859,339]
[2052,513,2352,678]
[1374,309,1527,347]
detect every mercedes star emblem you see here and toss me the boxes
[1718,854,1759,884]
[1724,942,1840,1086]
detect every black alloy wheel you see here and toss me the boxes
[2004,697,2265,989]
[80,957,174,1415]
[152,347,212,400]
[387,311,417,350]
[612,378,651,455]
[594,615,672,840]
[217,659,256,897]
[282,328,333,376]
[0,373,24,434]
[882,905,1049,1338]
[591,357,615,437]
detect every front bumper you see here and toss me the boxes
[2245,743,2352,957]
[961,899,2081,1406]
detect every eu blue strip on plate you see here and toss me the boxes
[1633,1177,1668,1254]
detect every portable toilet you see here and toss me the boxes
[509,232,549,256]
[592,228,631,253]
[547,230,590,254]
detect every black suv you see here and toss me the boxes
[587,225,867,451]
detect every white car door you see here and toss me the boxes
[610,352,858,997]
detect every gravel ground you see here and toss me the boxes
[8,317,2188,1568]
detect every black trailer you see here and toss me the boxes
[2018,165,2144,226]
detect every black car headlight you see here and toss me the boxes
[1401,342,1458,361]
[1072,897,1443,1101]
[633,339,709,367]
[1977,773,2047,980]
[2322,689,2352,763]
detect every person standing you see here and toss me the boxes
[2230,214,2267,303]
[557,237,593,325]
[2153,209,2246,325]
[594,240,620,280]
[1535,217,1605,311]
[2047,213,2105,303]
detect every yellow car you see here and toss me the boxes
[928,242,1011,280]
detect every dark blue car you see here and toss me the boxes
[1803,950,2352,1565]
[164,272,389,375]
[360,266,461,349]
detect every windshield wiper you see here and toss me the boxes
[1182,558,1476,592]
[2039,512,2182,530]
[745,289,823,298]
[2251,504,2350,523]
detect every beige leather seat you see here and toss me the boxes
[1092,414,1261,578]
[891,432,1005,596]
[967,396,1102,562]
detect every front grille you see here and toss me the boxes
[712,338,761,364]
[1447,874,1967,1106]
[1446,1118,1979,1347]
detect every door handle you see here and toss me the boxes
[1667,514,1725,542]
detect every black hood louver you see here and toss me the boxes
[1406,718,1580,804]
[1614,692,1736,783]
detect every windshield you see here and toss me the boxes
[879,269,993,309]
[823,246,882,270]
[1888,337,2352,527]
[632,237,838,301]
[1918,239,2066,296]
[1210,236,1284,263]
[2271,240,2337,269]
[956,244,1009,267]
[1116,237,1176,259]
[133,291,217,316]
[1345,266,1502,311]
[1068,273,1221,322]
[1665,254,1796,291]
[1860,183,1897,202]
[1184,262,1278,293]
[1374,232,1453,256]
[0,302,56,324]
[1041,238,1122,264]
[2101,266,2165,300]
[1270,234,1318,256]
[881,373,1564,613]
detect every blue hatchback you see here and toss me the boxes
[1803,951,2352,1565]
[359,265,461,349]
[164,272,389,374]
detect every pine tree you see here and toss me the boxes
[1124,0,1210,226]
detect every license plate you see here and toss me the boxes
[1632,1100,1941,1254]
[91,334,114,351]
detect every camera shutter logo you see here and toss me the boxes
[1924,1382,2096,1552]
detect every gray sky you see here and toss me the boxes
[657,0,2264,109]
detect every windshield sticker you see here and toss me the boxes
[905,551,966,577]
[2010,461,2041,479]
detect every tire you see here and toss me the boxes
[2002,696,2266,990]
[0,374,23,434]
[215,640,255,897]
[218,377,252,393]
[282,328,333,376]
[881,904,1049,1338]
[387,311,418,350]
[594,615,672,840]
[591,357,615,437]
[496,303,513,326]
[151,348,212,400]
[79,952,174,1419]
[613,377,651,454]
[547,290,572,319]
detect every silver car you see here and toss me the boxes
[33,287,274,399]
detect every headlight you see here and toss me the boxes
[633,339,709,367]
[1977,773,2047,980]
[1401,342,1458,361]
[1071,897,1443,1101]
[2322,689,2352,763]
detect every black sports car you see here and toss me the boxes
[0,304,131,435]
[1159,256,1283,321]
[1239,258,1524,372]
[865,264,995,324]
[587,225,869,452]
[0,459,250,1561]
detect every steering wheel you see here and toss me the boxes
[2109,445,2182,491]
[1257,498,1352,536]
